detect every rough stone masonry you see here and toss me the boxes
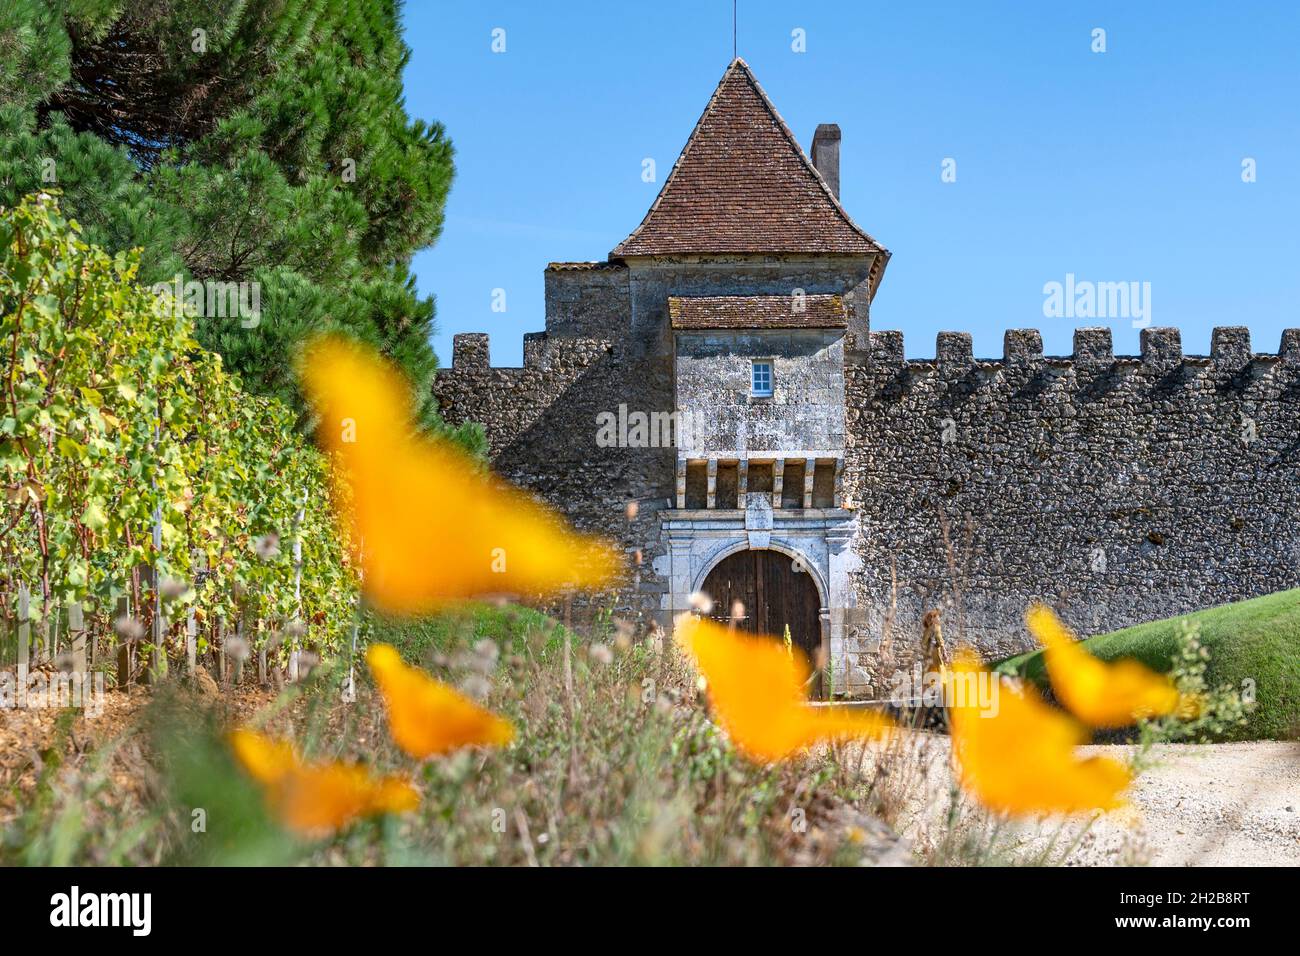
[433,59,1300,698]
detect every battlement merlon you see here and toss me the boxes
[866,326,1300,369]
[1140,327,1182,367]
[452,332,490,369]
[1283,329,1300,363]
[935,331,974,369]
[1003,329,1044,365]
[449,331,614,373]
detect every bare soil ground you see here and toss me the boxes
[0,681,278,829]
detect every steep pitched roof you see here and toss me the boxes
[669,294,847,330]
[611,59,887,265]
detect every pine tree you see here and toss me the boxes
[0,0,462,432]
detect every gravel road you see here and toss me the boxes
[879,736,1300,865]
[1071,741,1300,866]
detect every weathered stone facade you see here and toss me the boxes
[432,60,1300,697]
[676,327,846,459]
[839,325,1300,694]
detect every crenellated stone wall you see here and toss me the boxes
[434,330,614,459]
[837,324,1300,695]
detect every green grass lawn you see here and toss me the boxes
[367,602,570,662]
[994,589,1300,741]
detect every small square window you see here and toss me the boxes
[751,360,773,397]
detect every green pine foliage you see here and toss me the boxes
[0,0,458,431]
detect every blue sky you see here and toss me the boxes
[402,1,1300,365]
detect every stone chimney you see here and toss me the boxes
[811,123,841,199]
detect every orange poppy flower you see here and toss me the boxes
[299,335,618,614]
[946,651,1131,815]
[675,616,891,763]
[230,729,418,836]
[366,643,515,759]
[1027,604,1179,728]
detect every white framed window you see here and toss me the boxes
[751,360,773,397]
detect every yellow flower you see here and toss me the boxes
[230,729,418,836]
[299,335,618,614]
[675,616,891,763]
[229,727,297,785]
[1026,604,1179,728]
[367,643,515,758]
[946,651,1131,815]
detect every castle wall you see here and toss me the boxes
[838,325,1300,697]
[435,253,1300,702]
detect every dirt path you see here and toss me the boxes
[1072,741,1300,866]
[875,735,1300,865]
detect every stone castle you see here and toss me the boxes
[434,59,1300,697]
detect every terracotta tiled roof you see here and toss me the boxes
[611,59,888,268]
[669,294,847,330]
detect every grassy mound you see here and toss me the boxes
[995,589,1300,741]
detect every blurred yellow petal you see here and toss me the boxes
[230,729,418,836]
[1107,803,1144,830]
[947,651,1131,816]
[276,763,420,836]
[675,616,891,763]
[367,643,515,758]
[300,335,618,613]
[1027,604,1179,728]
[229,728,296,785]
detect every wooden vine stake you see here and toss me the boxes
[343,610,358,703]
[257,616,267,686]
[44,604,57,664]
[116,595,134,689]
[16,584,30,680]
[186,607,197,676]
[233,616,244,686]
[343,536,362,704]
[289,490,306,683]
[68,601,86,675]
[188,549,203,678]
[148,497,166,683]
[215,617,226,685]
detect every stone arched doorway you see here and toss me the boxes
[700,549,825,690]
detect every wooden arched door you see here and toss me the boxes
[700,549,824,685]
